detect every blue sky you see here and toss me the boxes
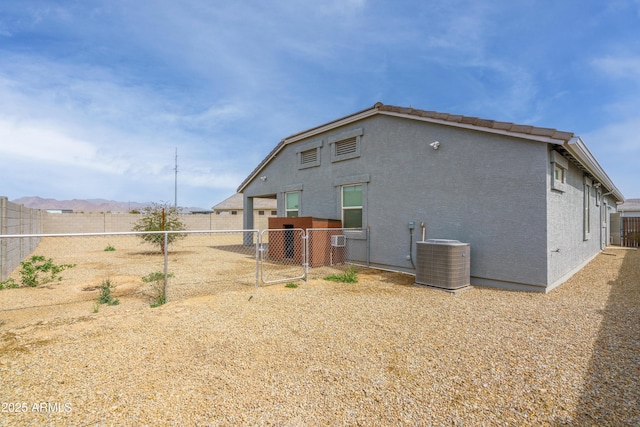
[1,0,639,209]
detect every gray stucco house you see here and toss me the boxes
[238,103,624,292]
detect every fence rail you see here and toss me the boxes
[0,228,368,310]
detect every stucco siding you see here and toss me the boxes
[361,116,549,288]
[546,147,616,290]
[244,114,551,290]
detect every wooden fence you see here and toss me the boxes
[622,217,640,248]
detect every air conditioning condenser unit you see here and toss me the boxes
[415,239,470,292]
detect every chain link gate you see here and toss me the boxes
[258,228,307,284]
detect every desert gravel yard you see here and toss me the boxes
[0,246,639,426]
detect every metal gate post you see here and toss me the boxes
[163,232,169,301]
[255,231,260,288]
[303,231,309,282]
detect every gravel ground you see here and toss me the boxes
[0,245,638,426]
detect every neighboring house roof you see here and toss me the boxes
[618,198,640,212]
[212,193,276,211]
[237,102,624,202]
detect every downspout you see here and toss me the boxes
[409,227,416,269]
[366,226,371,267]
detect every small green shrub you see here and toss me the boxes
[285,283,298,289]
[97,279,120,306]
[324,265,358,283]
[0,278,19,290]
[142,271,173,307]
[104,244,116,252]
[18,255,76,287]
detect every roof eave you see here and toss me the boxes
[283,106,380,144]
[564,137,625,202]
[377,110,568,145]
[237,104,380,193]
[238,104,624,203]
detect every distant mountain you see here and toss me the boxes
[11,197,207,213]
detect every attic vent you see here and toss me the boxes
[329,127,362,162]
[301,148,318,164]
[335,137,357,156]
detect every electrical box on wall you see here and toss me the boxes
[408,221,415,230]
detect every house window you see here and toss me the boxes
[258,210,265,216]
[285,192,299,217]
[554,164,565,183]
[330,128,363,162]
[550,150,568,193]
[584,177,592,240]
[296,140,322,169]
[231,210,237,215]
[335,174,369,237]
[342,185,363,228]
[271,210,277,215]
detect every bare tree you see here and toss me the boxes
[132,202,187,252]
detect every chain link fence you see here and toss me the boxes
[0,228,368,310]
[257,227,369,282]
[259,228,307,284]
[305,228,369,279]
[0,231,259,310]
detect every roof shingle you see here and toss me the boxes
[376,103,574,141]
[238,102,578,193]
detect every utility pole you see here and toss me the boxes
[174,148,178,208]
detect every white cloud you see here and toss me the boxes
[0,119,98,167]
[583,118,640,198]
[165,102,248,132]
[591,55,640,80]
[585,118,640,154]
[1,0,637,205]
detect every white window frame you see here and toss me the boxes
[550,150,568,193]
[285,191,300,218]
[341,184,363,228]
[334,174,369,239]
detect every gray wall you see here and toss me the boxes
[545,149,617,290]
[0,197,44,281]
[610,213,621,246]
[244,114,554,291]
[42,211,272,233]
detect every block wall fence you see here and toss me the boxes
[0,198,272,280]
[0,197,44,280]
[41,211,272,233]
